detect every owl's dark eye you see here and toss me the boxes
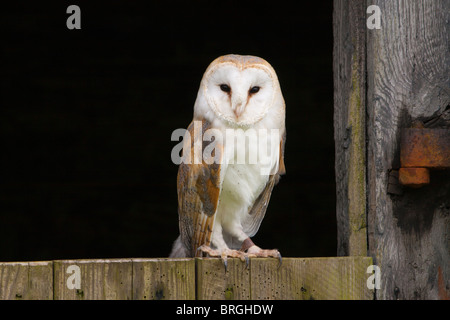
[220,84,231,93]
[249,86,260,94]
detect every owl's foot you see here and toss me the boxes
[247,245,282,267]
[197,245,251,272]
[241,238,282,268]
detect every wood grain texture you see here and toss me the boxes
[132,258,195,300]
[333,0,368,257]
[196,258,251,300]
[53,259,133,300]
[197,257,373,300]
[366,0,450,299]
[0,261,53,300]
[251,257,373,300]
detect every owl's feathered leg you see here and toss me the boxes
[169,235,188,258]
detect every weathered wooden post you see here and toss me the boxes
[333,0,368,258]
[334,0,450,299]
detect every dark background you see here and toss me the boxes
[0,1,335,261]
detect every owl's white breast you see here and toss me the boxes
[216,163,269,239]
[220,164,268,212]
[215,124,280,231]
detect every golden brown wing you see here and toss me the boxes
[177,119,223,257]
[242,130,286,237]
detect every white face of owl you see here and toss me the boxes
[202,63,276,126]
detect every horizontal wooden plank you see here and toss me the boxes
[196,258,251,300]
[0,257,374,300]
[251,257,373,300]
[0,261,53,300]
[53,258,195,300]
[53,259,133,300]
[197,256,373,300]
[132,258,195,300]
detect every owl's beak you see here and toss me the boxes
[232,95,246,118]
[233,103,244,118]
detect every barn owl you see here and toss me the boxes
[169,54,286,267]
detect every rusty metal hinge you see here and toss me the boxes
[399,128,450,187]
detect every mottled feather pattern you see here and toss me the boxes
[177,119,223,257]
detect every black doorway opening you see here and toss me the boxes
[1,1,335,261]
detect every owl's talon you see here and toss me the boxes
[221,252,229,273]
[277,252,282,269]
[223,258,228,273]
[243,255,250,269]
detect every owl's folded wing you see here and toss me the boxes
[177,119,223,257]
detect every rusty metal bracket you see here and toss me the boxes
[399,128,450,187]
